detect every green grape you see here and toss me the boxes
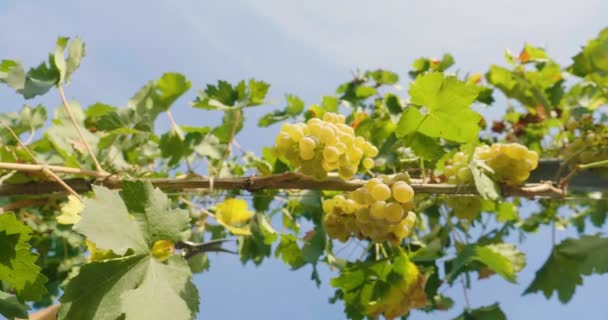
[384,202,404,223]
[370,183,391,201]
[391,181,414,203]
[446,197,481,220]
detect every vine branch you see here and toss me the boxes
[0,165,565,198]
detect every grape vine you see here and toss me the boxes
[0,27,607,320]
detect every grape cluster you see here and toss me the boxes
[322,175,416,245]
[367,278,427,320]
[563,129,608,165]
[443,151,473,184]
[274,113,378,180]
[474,143,539,185]
[445,196,482,220]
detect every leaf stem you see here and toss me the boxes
[57,85,105,173]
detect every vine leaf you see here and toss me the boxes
[0,290,29,320]
[54,36,85,85]
[275,234,304,268]
[120,180,191,245]
[192,79,270,110]
[75,185,148,255]
[61,182,198,320]
[331,248,427,320]
[58,256,198,320]
[524,235,608,303]
[0,56,59,99]
[0,213,48,300]
[258,94,305,127]
[446,243,525,283]
[56,195,85,225]
[215,198,255,236]
[470,160,500,200]
[452,302,507,320]
[396,72,481,143]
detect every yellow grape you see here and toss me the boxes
[342,199,357,214]
[391,181,414,203]
[370,201,386,220]
[404,211,417,227]
[339,166,356,179]
[364,178,383,192]
[370,183,391,201]
[362,157,375,169]
[384,202,404,223]
[323,145,340,162]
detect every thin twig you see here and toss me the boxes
[0,162,108,178]
[0,124,84,200]
[461,275,471,310]
[41,167,82,200]
[57,85,105,173]
[166,110,192,172]
[0,120,38,163]
[216,109,242,175]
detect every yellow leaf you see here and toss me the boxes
[215,198,254,226]
[151,240,175,262]
[85,240,120,262]
[56,195,84,225]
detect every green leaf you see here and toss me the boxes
[301,227,326,264]
[470,161,500,200]
[0,105,47,144]
[0,290,29,319]
[384,93,402,114]
[0,213,48,300]
[58,255,198,320]
[569,27,608,77]
[212,109,243,144]
[275,234,304,268]
[127,73,191,131]
[396,72,481,143]
[0,55,59,99]
[496,202,518,222]
[452,303,506,320]
[76,185,148,255]
[258,94,304,127]
[355,85,377,99]
[47,101,100,163]
[524,235,608,303]
[55,36,85,84]
[193,79,269,110]
[120,181,191,245]
[365,69,399,85]
[446,243,525,283]
[159,131,190,166]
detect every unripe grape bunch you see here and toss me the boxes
[322,174,417,245]
[274,112,378,180]
[443,143,539,186]
[562,128,608,166]
[475,143,539,185]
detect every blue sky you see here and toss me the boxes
[1,1,607,319]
